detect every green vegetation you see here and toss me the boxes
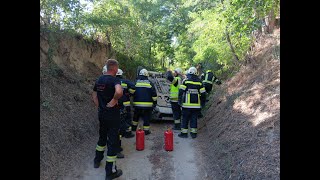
[40,0,279,78]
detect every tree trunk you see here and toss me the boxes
[267,8,275,33]
[149,44,153,69]
[225,28,239,62]
[105,30,113,58]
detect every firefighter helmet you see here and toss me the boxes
[102,65,107,74]
[116,68,123,76]
[187,67,197,75]
[139,68,149,76]
[174,68,182,74]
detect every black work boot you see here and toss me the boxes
[173,123,181,130]
[178,133,188,138]
[117,152,124,158]
[144,130,151,135]
[105,169,123,180]
[93,159,101,168]
[93,151,104,168]
[190,132,197,139]
[124,131,135,138]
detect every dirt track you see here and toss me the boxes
[63,120,206,180]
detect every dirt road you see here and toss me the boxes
[63,120,206,180]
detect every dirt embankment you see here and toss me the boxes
[195,29,280,179]
[40,29,114,180]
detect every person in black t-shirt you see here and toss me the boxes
[92,59,123,180]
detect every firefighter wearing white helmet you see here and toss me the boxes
[187,66,197,75]
[139,68,149,76]
[115,68,135,140]
[132,68,157,135]
[178,66,206,138]
[166,67,184,130]
[116,68,123,76]
[102,65,107,74]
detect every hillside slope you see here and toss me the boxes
[195,29,280,179]
[40,30,110,180]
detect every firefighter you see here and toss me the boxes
[101,67,126,159]
[114,68,136,159]
[201,69,222,95]
[167,67,183,130]
[131,68,157,135]
[92,59,123,179]
[178,67,206,138]
[116,68,135,139]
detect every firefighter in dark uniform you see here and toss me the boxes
[116,68,135,139]
[114,68,135,158]
[131,69,157,135]
[201,70,222,94]
[166,67,183,130]
[178,67,206,139]
[92,59,123,180]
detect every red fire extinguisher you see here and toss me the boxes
[136,128,145,151]
[164,128,173,151]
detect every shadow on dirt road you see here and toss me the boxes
[63,120,206,180]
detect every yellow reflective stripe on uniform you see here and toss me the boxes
[133,102,153,107]
[119,135,122,140]
[206,70,212,73]
[182,104,201,108]
[121,83,128,88]
[185,93,188,104]
[106,156,117,162]
[96,145,106,151]
[181,128,188,133]
[123,101,130,106]
[152,96,157,101]
[129,89,135,93]
[174,119,180,124]
[182,97,201,108]
[205,73,209,81]
[200,88,206,93]
[136,83,152,88]
[185,81,202,86]
[190,128,197,133]
[179,85,186,90]
[143,126,150,130]
[183,102,200,106]
[132,121,139,126]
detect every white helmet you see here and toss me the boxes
[187,67,197,75]
[174,67,182,74]
[139,68,149,76]
[102,65,107,74]
[116,68,123,76]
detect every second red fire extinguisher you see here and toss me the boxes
[136,128,145,151]
[164,128,173,151]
